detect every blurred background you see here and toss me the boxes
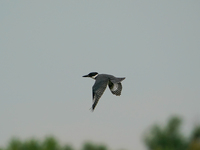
[0,1,200,150]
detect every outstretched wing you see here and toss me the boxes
[108,81,123,96]
[91,79,108,111]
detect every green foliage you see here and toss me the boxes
[62,145,74,150]
[0,137,108,150]
[2,116,199,150]
[144,116,187,150]
[144,116,200,150]
[188,125,200,150]
[42,136,60,150]
[81,142,108,150]
[191,126,200,140]
[7,138,23,150]
[22,139,41,150]
[2,136,74,150]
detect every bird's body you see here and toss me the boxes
[83,72,125,111]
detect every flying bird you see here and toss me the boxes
[83,72,125,111]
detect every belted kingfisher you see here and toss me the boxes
[83,72,125,111]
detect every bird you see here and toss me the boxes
[82,72,125,111]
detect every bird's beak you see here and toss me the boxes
[82,74,89,77]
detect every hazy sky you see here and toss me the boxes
[0,1,200,150]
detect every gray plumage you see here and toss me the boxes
[83,72,125,111]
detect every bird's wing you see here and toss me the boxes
[91,79,108,111]
[108,81,123,96]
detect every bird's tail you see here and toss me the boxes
[111,77,125,83]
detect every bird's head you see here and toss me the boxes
[83,72,98,79]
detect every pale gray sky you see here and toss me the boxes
[0,1,200,150]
